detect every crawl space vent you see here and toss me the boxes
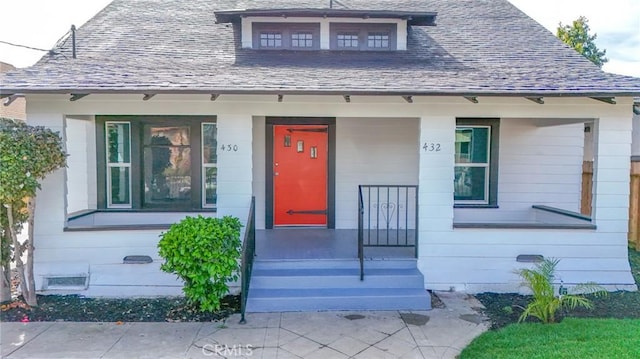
[44,276,89,290]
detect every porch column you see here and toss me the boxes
[216,114,254,220]
[417,116,455,272]
[591,116,632,236]
[25,112,67,235]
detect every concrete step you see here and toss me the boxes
[245,288,431,312]
[252,258,418,270]
[246,258,430,312]
[250,267,425,289]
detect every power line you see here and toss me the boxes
[0,40,49,52]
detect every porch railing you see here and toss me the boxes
[239,197,256,324]
[358,185,419,280]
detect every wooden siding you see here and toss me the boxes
[25,95,637,296]
[335,117,419,229]
[498,120,583,213]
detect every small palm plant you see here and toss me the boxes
[515,258,606,324]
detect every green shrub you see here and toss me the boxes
[515,258,606,323]
[158,215,242,312]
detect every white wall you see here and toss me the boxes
[25,94,637,295]
[65,116,97,214]
[335,117,419,229]
[497,119,584,213]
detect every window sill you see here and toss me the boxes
[454,204,499,209]
[453,222,596,230]
[65,210,216,232]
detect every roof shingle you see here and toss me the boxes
[1,0,639,96]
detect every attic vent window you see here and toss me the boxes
[291,32,313,48]
[337,33,359,48]
[368,33,390,48]
[260,32,282,48]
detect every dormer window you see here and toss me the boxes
[291,32,313,48]
[331,24,396,51]
[367,33,390,49]
[337,33,359,48]
[253,23,320,50]
[216,8,437,51]
[260,32,283,48]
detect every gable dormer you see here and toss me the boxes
[214,8,437,51]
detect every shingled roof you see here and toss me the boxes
[1,0,639,96]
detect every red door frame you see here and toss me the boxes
[265,117,336,229]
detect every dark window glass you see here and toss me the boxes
[142,125,191,207]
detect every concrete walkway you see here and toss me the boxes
[0,292,489,359]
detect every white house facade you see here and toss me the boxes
[2,0,639,310]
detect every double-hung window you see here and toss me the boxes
[98,116,217,210]
[454,119,499,206]
[106,122,132,208]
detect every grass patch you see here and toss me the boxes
[460,318,640,359]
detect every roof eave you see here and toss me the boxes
[3,88,640,98]
[214,9,438,26]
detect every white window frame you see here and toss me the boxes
[105,121,132,209]
[291,32,314,48]
[201,122,217,209]
[454,125,491,205]
[367,32,390,48]
[260,32,283,48]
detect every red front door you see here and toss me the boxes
[274,125,328,226]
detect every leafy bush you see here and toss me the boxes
[158,215,242,312]
[516,258,606,323]
[0,117,67,305]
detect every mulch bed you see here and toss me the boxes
[477,250,640,329]
[1,294,240,322]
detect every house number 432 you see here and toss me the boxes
[422,143,441,152]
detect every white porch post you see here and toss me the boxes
[417,116,456,283]
[591,116,632,237]
[216,114,254,220]
[24,113,67,235]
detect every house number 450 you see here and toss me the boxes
[422,143,441,152]
[220,144,239,152]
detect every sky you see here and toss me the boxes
[0,0,639,77]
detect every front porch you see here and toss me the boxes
[255,229,416,260]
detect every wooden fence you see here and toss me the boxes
[581,160,640,250]
[581,161,593,216]
[630,161,640,250]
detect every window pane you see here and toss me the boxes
[106,123,130,163]
[455,127,489,163]
[202,123,217,164]
[292,32,313,48]
[454,166,487,201]
[337,33,359,48]
[144,147,191,205]
[260,32,282,47]
[368,33,389,48]
[144,125,190,146]
[204,166,217,206]
[109,166,130,205]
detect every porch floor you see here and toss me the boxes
[255,229,415,260]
